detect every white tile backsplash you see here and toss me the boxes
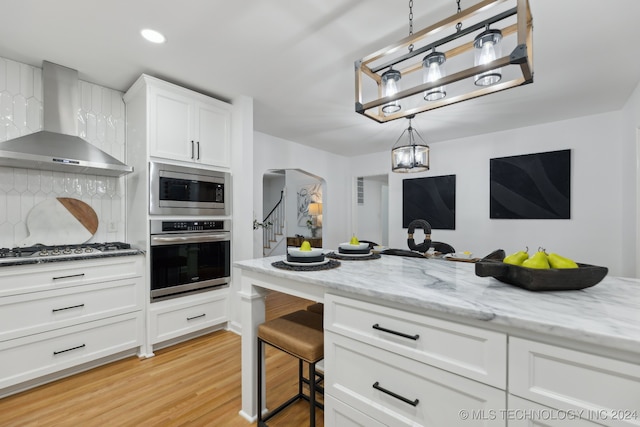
[0,57,127,248]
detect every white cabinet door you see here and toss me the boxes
[326,331,506,427]
[149,86,195,162]
[508,395,604,427]
[195,100,230,168]
[509,337,640,427]
[148,82,230,167]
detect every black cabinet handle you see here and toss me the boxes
[196,141,200,160]
[52,304,85,313]
[372,323,419,340]
[187,313,206,321]
[191,140,195,159]
[53,344,86,355]
[52,273,85,280]
[373,382,419,407]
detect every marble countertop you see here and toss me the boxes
[235,254,640,354]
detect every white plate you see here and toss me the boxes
[339,242,370,250]
[444,252,473,259]
[337,251,372,258]
[282,258,330,267]
[287,247,324,257]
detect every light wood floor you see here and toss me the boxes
[0,291,323,427]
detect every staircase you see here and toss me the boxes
[263,191,285,257]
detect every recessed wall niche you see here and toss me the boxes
[490,149,571,219]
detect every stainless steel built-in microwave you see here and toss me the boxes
[149,161,229,216]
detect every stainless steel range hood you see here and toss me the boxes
[0,61,133,177]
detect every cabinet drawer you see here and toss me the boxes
[0,278,143,342]
[325,293,506,388]
[508,395,603,427]
[0,256,144,297]
[325,394,385,427]
[326,331,506,427]
[509,337,640,427]
[0,313,142,389]
[149,291,228,344]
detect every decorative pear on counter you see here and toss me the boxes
[503,247,529,266]
[300,241,312,251]
[548,252,579,269]
[522,249,550,269]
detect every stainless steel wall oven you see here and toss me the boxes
[149,161,229,216]
[149,220,230,302]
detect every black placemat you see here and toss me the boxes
[326,251,381,261]
[271,259,341,271]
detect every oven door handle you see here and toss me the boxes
[151,233,229,245]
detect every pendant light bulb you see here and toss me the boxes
[473,27,502,86]
[422,51,446,101]
[381,68,402,114]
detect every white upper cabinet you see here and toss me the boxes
[126,75,231,169]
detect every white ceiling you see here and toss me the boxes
[1,0,639,157]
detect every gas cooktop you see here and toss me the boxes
[0,242,141,265]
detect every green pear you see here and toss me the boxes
[522,251,550,269]
[300,241,312,251]
[548,253,578,269]
[503,249,529,266]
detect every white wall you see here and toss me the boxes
[356,176,387,245]
[349,107,638,278]
[252,131,350,259]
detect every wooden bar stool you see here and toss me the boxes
[257,310,324,427]
[306,302,324,315]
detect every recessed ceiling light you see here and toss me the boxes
[141,29,166,44]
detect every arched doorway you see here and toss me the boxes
[261,169,325,257]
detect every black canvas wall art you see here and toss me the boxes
[402,175,456,229]
[490,149,571,219]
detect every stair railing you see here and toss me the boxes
[263,190,284,248]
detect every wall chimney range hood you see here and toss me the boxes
[0,61,133,177]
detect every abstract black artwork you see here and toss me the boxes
[402,175,456,229]
[490,149,571,219]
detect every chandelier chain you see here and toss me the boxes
[408,0,414,52]
[456,0,462,32]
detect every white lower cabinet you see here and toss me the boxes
[326,331,506,426]
[0,255,145,395]
[508,395,604,427]
[0,313,142,389]
[148,289,229,346]
[324,293,507,426]
[509,337,640,427]
[325,394,386,427]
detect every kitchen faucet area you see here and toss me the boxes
[0,1,639,425]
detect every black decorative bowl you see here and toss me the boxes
[475,252,608,291]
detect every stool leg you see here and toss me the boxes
[309,362,316,427]
[257,337,266,427]
[298,358,304,396]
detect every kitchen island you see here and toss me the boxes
[236,254,640,426]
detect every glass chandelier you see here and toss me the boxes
[391,116,430,173]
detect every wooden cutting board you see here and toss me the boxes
[19,197,99,247]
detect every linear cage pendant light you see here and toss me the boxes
[391,115,430,172]
[355,0,533,123]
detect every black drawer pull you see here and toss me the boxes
[191,140,195,159]
[53,344,86,355]
[52,304,85,313]
[52,273,85,280]
[372,323,419,340]
[187,313,206,321]
[373,382,419,407]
